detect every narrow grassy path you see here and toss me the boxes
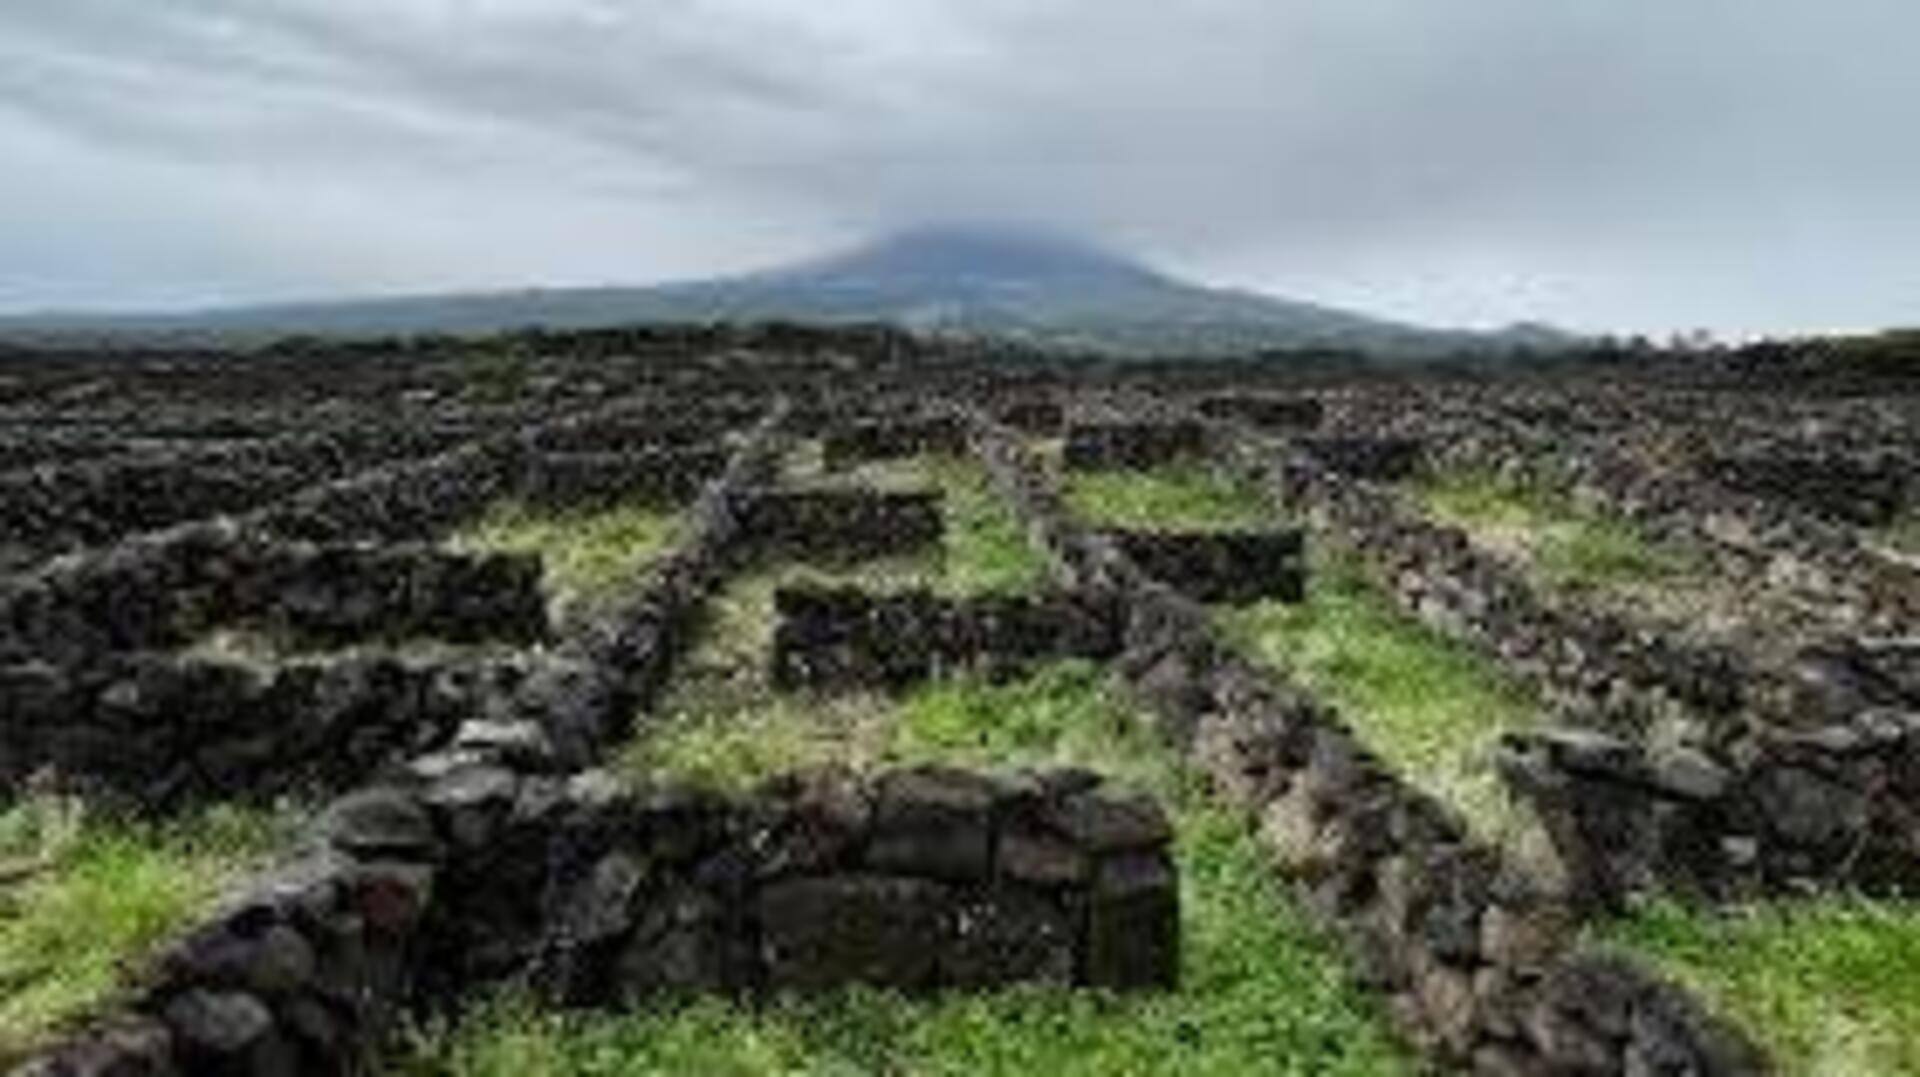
[1217,552,1543,852]
[786,453,1049,598]
[1063,461,1272,532]
[1596,898,1920,1076]
[1412,467,1688,594]
[1873,510,1920,558]
[0,800,290,1063]
[449,500,685,617]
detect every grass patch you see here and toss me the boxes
[0,800,288,1061]
[407,661,1411,1076]
[449,500,683,611]
[1874,511,1920,557]
[1216,553,1541,845]
[926,456,1050,597]
[1415,468,1687,592]
[1597,897,1920,1075]
[622,681,900,796]
[1065,462,1270,532]
[765,455,1048,599]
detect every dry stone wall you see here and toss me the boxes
[969,414,1764,1075]
[769,584,1124,690]
[19,764,1177,1077]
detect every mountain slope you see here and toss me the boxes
[0,226,1572,357]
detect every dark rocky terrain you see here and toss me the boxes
[3,323,1917,1075]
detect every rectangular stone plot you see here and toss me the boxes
[1099,529,1306,604]
[517,446,728,511]
[767,585,1123,691]
[1197,393,1325,431]
[1704,450,1911,527]
[1295,436,1424,481]
[821,417,969,471]
[533,766,1179,998]
[1063,421,1209,471]
[734,489,944,563]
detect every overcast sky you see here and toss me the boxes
[1,1,1914,335]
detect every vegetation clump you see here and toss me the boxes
[450,500,684,610]
[1414,467,1689,592]
[1217,553,1542,846]
[1598,897,1920,1075]
[1064,461,1271,532]
[0,799,287,1062]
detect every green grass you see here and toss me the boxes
[1065,462,1271,532]
[450,500,684,612]
[836,455,1049,597]
[406,661,1411,1076]
[1415,468,1687,592]
[926,457,1052,596]
[1597,897,1920,1076]
[1875,512,1920,557]
[0,800,287,1062]
[1216,554,1541,846]
[621,680,901,796]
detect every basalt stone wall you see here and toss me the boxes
[247,440,525,545]
[14,787,451,1077]
[528,417,732,454]
[1435,425,1920,635]
[768,585,1124,691]
[518,446,728,511]
[499,765,1178,1001]
[1096,529,1306,605]
[1788,636,1920,717]
[552,401,791,725]
[13,403,799,1075]
[234,545,548,650]
[0,535,547,668]
[820,416,969,470]
[1501,709,1920,906]
[0,520,267,667]
[1196,394,1325,431]
[1293,436,1426,482]
[969,416,1763,1075]
[0,650,589,809]
[993,398,1065,435]
[732,488,943,563]
[1248,434,1920,908]
[1061,420,1209,471]
[0,430,460,569]
[1,401,792,811]
[1273,445,1750,728]
[239,396,714,546]
[1703,451,1911,528]
[17,756,1174,1077]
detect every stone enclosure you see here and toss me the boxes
[7,325,1918,1075]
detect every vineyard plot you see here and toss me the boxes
[2,334,1917,1075]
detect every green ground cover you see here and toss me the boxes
[1598,897,1920,1076]
[1874,511,1920,557]
[1064,461,1271,532]
[1216,553,1542,848]
[0,800,289,1063]
[450,500,685,612]
[775,454,1049,598]
[406,662,1410,1076]
[1413,468,1689,593]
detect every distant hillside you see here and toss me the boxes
[0,225,1577,358]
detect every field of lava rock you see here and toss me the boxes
[3,324,1917,1075]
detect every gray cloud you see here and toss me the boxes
[1,0,1914,333]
